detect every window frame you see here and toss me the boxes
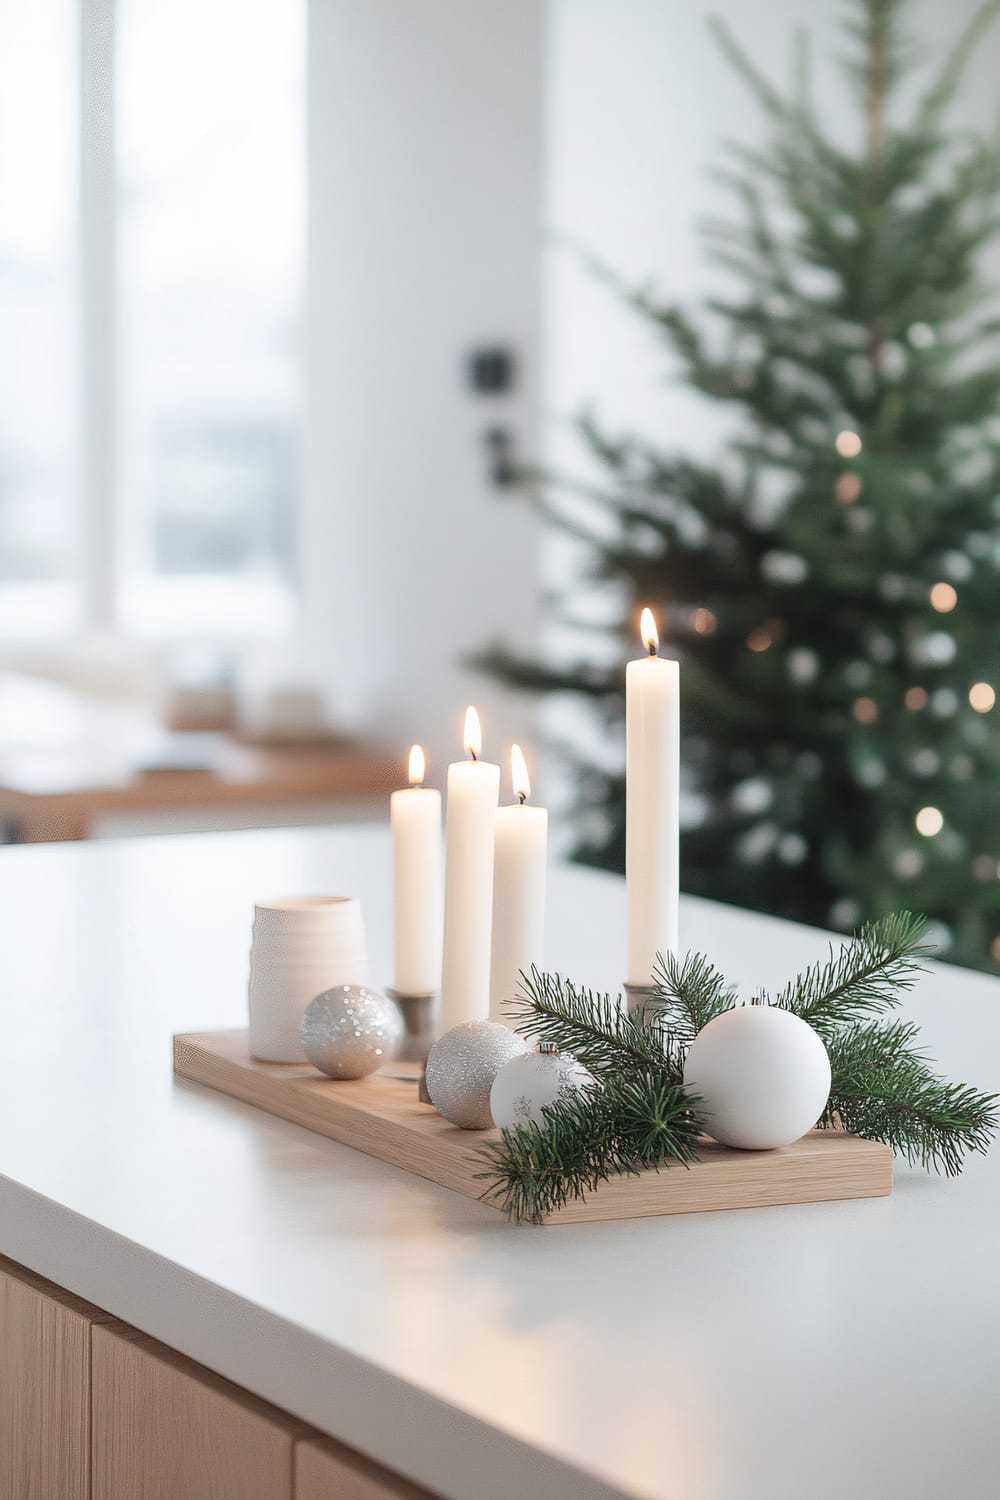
[0,0,302,652]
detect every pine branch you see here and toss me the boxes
[708,15,786,119]
[650,949,737,1053]
[917,0,1000,131]
[824,1021,999,1175]
[476,1070,702,1224]
[506,967,675,1078]
[478,915,997,1222]
[773,912,933,1037]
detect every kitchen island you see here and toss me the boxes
[0,825,997,1499]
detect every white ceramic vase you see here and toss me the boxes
[248,896,368,1062]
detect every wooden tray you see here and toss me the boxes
[173,1030,893,1225]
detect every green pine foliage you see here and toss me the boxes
[477,913,997,1222]
[477,0,1000,972]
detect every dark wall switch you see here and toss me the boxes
[467,346,516,395]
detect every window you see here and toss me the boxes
[0,0,79,634]
[0,0,305,643]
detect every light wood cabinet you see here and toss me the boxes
[0,1255,111,1500]
[91,1323,310,1500]
[295,1436,434,1500]
[0,1255,439,1500]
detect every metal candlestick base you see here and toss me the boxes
[624,982,659,1029]
[386,989,438,1064]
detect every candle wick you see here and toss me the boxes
[648,642,657,657]
[469,749,478,763]
[518,791,526,806]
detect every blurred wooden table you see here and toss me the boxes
[0,674,397,843]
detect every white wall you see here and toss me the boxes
[303,0,545,777]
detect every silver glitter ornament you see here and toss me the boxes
[300,985,404,1079]
[489,1043,597,1130]
[425,1021,528,1129]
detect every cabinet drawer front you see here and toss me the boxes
[296,1437,436,1500]
[0,1259,107,1500]
[91,1324,308,1500]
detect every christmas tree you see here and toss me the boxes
[479,0,1000,973]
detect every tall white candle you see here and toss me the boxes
[490,744,548,1023]
[390,744,443,996]
[626,607,680,986]
[440,707,501,1030]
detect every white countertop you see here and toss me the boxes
[0,824,997,1500]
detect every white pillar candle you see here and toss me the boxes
[390,744,443,996]
[439,707,501,1030]
[490,744,548,1023]
[626,607,680,986]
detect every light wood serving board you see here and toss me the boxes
[173,1030,893,1225]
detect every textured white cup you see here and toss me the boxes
[248,896,368,1061]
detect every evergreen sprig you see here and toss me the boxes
[823,1020,999,1175]
[505,966,679,1078]
[772,911,933,1037]
[476,913,997,1221]
[651,949,738,1049]
[476,1069,702,1224]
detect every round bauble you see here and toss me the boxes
[300,985,403,1080]
[425,1021,528,1130]
[489,1045,597,1131]
[682,1003,831,1150]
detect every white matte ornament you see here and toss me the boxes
[425,1021,529,1130]
[682,1003,831,1150]
[489,1046,596,1131]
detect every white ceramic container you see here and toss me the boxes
[247,896,369,1061]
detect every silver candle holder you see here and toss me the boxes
[623,982,660,1030]
[386,989,438,1064]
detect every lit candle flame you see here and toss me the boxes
[640,607,659,655]
[408,744,425,786]
[511,743,530,804]
[463,705,482,761]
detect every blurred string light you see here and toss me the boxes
[747,626,773,652]
[908,322,937,349]
[929,581,958,612]
[931,687,959,717]
[915,806,944,837]
[992,937,1000,963]
[969,682,995,713]
[835,429,862,458]
[835,473,862,504]
[905,686,928,710]
[852,696,878,723]
[894,849,924,879]
[691,607,717,634]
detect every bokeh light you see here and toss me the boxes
[915,806,943,837]
[969,682,995,713]
[835,473,862,504]
[929,581,958,612]
[835,430,862,458]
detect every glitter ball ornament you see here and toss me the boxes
[683,1003,831,1150]
[425,1021,528,1130]
[489,1043,597,1131]
[300,985,403,1080]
